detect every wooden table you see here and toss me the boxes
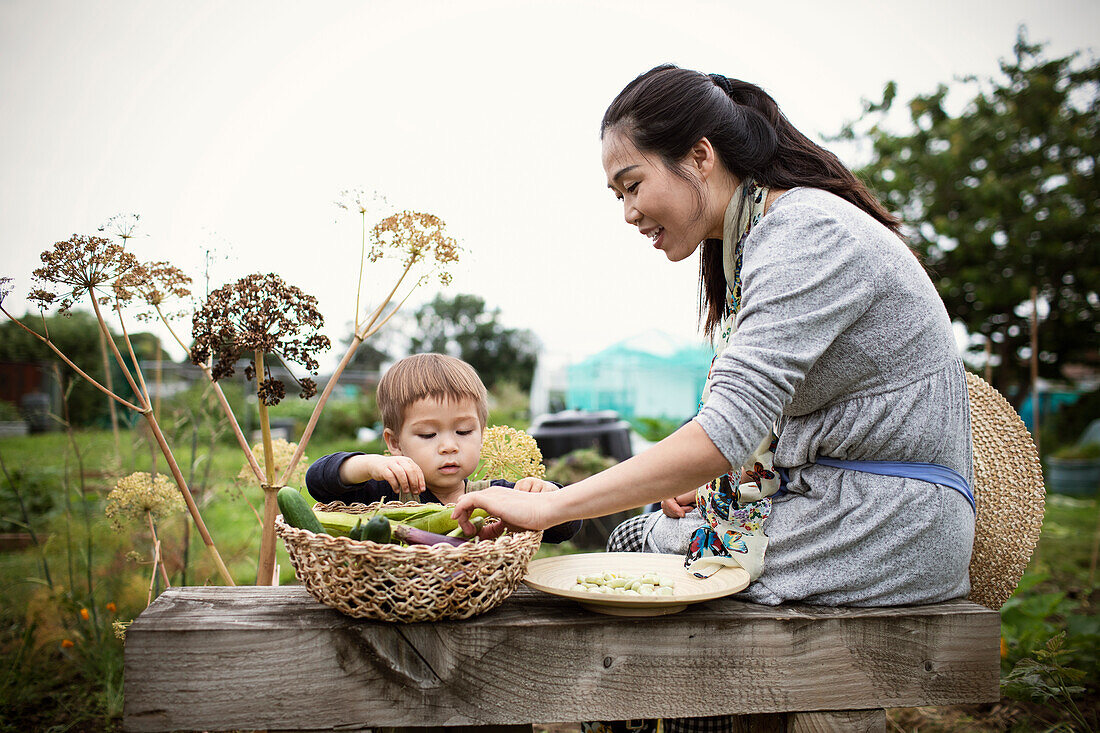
[123,585,1000,732]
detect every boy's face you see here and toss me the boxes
[383,396,483,495]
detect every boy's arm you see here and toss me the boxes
[675,489,697,505]
[338,453,424,495]
[305,452,406,504]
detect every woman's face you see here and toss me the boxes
[602,129,723,262]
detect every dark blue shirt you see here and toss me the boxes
[305,451,581,544]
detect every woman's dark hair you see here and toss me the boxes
[601,64,901,338]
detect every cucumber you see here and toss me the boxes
[277,486,324,534]
[362,516,391,543]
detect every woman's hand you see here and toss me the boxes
[451,485,555,536]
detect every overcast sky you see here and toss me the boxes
[2,0,1097,371]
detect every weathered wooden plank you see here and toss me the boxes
[123,586,999,732]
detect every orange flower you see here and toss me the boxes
[79,608,90,621]
[106,602,117,613]
[1000,636,1008,658]
[61,639,75,648]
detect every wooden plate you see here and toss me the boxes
[523,552,750,617]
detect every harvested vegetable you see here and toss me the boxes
[446,515,486,538]
[362,516,392,543]
[571,571,676,596]
[315,504,487,537]
[391,524,466,547]
[277,487,324,534]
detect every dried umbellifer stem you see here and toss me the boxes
[191,272,330,586]
[5,238,237,586]
[277,208,460,487]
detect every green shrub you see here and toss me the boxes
[0,465,59,533]
[488,381,530,430]
[545,448,617,485]
[1040,387,1100,456]
[0,400,23,422]
[1051,442,1100,460]
[629,416,682,442]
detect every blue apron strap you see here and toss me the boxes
[814,456,975,513]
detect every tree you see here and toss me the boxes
[339,303,408,374]
[0,310,142,426]
[409,294,540,391]
[843,31,1099,402]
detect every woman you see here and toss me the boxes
[453,64,974,608]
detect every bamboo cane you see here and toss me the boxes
[1030,286,1040,455]
[143,409,235,585]
[98,326,122,462]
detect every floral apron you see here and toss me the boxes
[685,180,781,581]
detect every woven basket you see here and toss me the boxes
[275,501,543,622]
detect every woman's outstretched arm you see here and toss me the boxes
[451,420,730,534]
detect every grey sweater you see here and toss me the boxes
[693,188,974,606]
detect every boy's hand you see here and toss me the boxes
[349,454,425,495]
[512,477,559,493]
[661,491,697,518]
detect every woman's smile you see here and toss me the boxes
[642,226,665,249]
[602,129,730,262]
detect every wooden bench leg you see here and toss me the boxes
[728,710,886,732]
[729,713,787,731]
[787,709,886,732]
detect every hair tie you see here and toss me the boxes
[708,73,733,95]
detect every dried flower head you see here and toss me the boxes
[104,472,186,529]
[113,260,193,322]
[237,438,309,486]
[190,273,331,405]
[335,188,389,217]
[112,620,132,640]
[473,425,546,482]
[29,234,140,313]
[369,211,460,285]
[0,276,12,306]
[256,377,286,405]
[98,213,142,243]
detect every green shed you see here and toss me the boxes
[566,331,713,422]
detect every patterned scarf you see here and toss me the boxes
[685,180,782,581]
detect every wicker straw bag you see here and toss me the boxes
[965,372,1046,610]
[276,501,543,622]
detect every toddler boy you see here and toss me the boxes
[305,353,580,543]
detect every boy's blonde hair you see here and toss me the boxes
[377,353,489,432]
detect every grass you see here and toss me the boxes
[1,427,1097,731]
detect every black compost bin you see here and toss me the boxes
[20,393,52,433]
[528,410,633,463]
[530,410,636,548]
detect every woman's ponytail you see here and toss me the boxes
[602,65,902,338]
